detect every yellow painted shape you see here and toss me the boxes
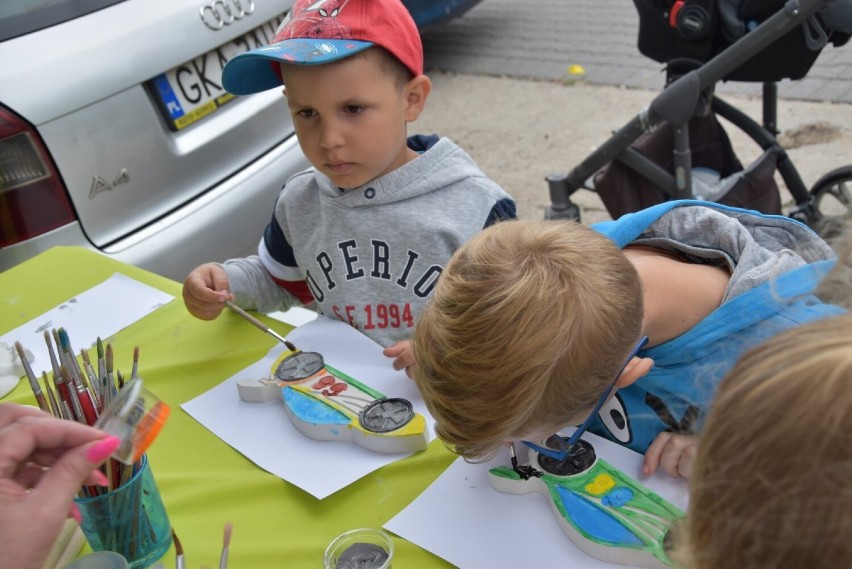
[585,473,616,495]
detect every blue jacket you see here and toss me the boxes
[588,201,845,453]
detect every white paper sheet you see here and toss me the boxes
[386,431,690,569]
[181,315,434,499]
[267,306,318,327]
[0,273,174,377]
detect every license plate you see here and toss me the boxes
[149,14,286,131]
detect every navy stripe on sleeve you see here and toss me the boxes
[263,213,299,269]
[484,198,518,228]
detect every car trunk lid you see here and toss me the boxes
[0,0,292,248]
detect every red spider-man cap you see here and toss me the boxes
[222,0,423,95]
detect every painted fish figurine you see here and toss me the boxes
[489,436,683,568]
[237,348,427,454]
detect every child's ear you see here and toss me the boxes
[403,75,432,122]
[615,357,654,389]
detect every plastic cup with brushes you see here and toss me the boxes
[15,327,174,569]
[66,334,172,569]
[73,375,172,569]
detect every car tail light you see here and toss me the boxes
[0,104,75,248]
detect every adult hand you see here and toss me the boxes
[642,431,697,479]
[182,263,234,320]
[383,340,415,379]
[0,404,120,569]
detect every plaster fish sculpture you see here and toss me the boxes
[489,436,683,568]
[237,348,427,454]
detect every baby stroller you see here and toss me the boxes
[545,0,852,235]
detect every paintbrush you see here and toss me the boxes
[219,522,232,569]
[14,341,48,412]
[80,348,101,409]
[105,343,115,399]
[96,337,106,384]
[59,365,86,424]
[49,369,70,421]
[73,377,99,425]
[57,328,86,389]
[172,528,185,569]
[51,360,72,419]
[44,330,63,381]
[80,348,95,388]
[131,346,139,380]
[55,332,98,424]
[41,371,59,417]
[224,300,297,351]
[97,339,110,409]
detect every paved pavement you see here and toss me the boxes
[422,0,852,104]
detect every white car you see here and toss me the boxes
[0,0,311,280]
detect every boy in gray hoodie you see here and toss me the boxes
[182,0,516,371]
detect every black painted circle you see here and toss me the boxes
[359,397,414,433]
[536,436,597,476]
[273,351,325,382]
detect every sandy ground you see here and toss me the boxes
[412,71,852,225]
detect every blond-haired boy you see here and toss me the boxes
[413,201,845,477]
[182,0,516,369]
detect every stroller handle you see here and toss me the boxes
[547,0,836,213]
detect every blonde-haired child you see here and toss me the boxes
[673,311,852,568]
[412,200,845,476]
[414,215,646,459]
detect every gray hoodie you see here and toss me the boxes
[222,135,516,346]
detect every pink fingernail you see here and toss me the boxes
[91,469,109,486]
[70,503,82,524]
[86,436,121,463]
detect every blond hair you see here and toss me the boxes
[673,312,852,569]
[412,219,643,460]
[815,220,852,310]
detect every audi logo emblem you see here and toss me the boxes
[199,0,255,30]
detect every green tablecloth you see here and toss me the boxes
[1,247,456,568]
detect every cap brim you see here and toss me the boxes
[222,38,374,95]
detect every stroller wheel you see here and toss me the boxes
[809,165,852,240]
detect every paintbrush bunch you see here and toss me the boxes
[16,328,144,495]
[17,329,168,562]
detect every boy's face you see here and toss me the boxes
[280,55,420,190]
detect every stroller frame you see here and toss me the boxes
[545,0,850,228]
